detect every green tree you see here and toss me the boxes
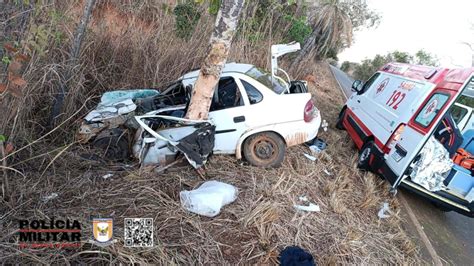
[292,0,379,67]
[414,49,438,66]
[351,50,439,81]
[388,50,412,63]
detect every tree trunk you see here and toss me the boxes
[50,0,96,126]
[185,0,245,120]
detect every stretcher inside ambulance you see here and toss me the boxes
[337,63,474,217]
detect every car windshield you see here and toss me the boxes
[245,67,287,94]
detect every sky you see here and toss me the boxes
[338,0,474,68]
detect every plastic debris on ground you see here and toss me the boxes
[279,246,316,266]
[294,195,320,212]
[377,202,392,219]
[306,137,327,155]
[102,173,113,179]
[411,137,453,191]
[41,193,58,203]
[303,153,317,161]
[180,181,238,217]
[321,119,329,132]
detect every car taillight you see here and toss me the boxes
[384,124,406,154]
[304,99,316,122]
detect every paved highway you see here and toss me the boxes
[329,65,473,265]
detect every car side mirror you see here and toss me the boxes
[351,80,363,93]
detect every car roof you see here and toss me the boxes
[181,63,254,80]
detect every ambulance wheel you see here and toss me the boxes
[335,108,346,130]
[243,132,286,168]
[357,141,374,171]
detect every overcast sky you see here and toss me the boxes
[338,0,474,68]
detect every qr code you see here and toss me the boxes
[124,218,153,247]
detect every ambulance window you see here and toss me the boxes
[414,93,450,128]
[361,73,380,93]
[451,104,468,125]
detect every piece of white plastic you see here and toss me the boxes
[180,181,238,217]
[377,202,392,219]
[42,193,58,203]
[294,203,320,212]
[102,173,113,179]
[304,153,317,161]
[322,120,329,132]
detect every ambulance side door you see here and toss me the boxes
[386,75,474,188]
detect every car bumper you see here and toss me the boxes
[283,111,322,147]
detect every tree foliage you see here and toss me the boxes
[352,50,439,81]
[174,2,201,39]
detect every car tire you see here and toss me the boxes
[335,108,346,130]
[243,132,286,168]
[357,141,374,171]
[92,128,130,161]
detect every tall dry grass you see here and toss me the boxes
[1,1,421,264]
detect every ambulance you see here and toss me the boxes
[336,62,474,217]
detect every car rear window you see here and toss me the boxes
[245,67,287,94]
[414,93,450,127]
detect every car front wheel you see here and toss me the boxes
[243,132,285,168]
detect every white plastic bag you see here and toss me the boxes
[180,181,238,217]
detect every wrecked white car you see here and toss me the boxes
[77,43,322,168]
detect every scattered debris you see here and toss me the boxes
[299,195,308,201]
[180,181,238,217]
[307,137,327,155]
[41,193,58,203]
[295,203,320,212]
[279,246,316,266]
[303,153,317,161]
[295,195,321,212]
[377,202,392,219]
[102,173,113,179]
[321,119,329,132]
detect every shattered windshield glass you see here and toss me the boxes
[245,67,287,94]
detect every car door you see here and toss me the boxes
[386,75,474,189]
[208,75,249,154]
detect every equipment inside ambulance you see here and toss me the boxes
[336,63,474,217]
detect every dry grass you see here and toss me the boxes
[1,63,421,264]
[1,1,421,264]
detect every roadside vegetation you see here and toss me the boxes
[1,0,422,264]
[341,50,439,81]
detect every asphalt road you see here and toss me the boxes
[329,65,474,265]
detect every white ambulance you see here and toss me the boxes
[337,62,474,217]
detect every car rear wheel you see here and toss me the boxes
[335,108,346,130]
[243,132,285,168]
[357,141,374,171]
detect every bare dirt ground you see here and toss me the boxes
[0,62,422,264]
